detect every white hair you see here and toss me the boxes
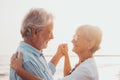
[21,8,53,39]
[76,24,102,52]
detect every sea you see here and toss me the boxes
[0,54,120,80]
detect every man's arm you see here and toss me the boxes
[50,44,72,76]
[50,44,65,67]
[50,51,63,67]
[50,44,71,75]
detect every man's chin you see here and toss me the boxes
[43,45,47,49]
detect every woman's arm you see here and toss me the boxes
[64,53,72,76]
[16,68,43,80]
[10,52,43,80]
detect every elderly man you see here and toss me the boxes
[10,25,102,80]
[10,8,65,80]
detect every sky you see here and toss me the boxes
[0,0,120,55]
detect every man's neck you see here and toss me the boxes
[23,38,42,51]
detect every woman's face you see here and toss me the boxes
[71,30,89,56]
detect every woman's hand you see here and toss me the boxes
[10,52,44,80]
[10,52,23,73]
[56,43,68,57]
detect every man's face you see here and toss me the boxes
[33,22,54,50]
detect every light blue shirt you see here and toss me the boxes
[10,41,56,80]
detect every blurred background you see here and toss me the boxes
[0,0,120,80]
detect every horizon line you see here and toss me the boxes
[44,55,120,57]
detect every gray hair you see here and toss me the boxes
[21,8,53,39]
[76,25,102,53]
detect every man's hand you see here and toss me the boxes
[56,43,68,57]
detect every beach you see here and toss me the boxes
[0,54,10,80]
[0,54,120,80]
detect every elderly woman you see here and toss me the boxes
[10,24,102,80]
[62,25,102,80]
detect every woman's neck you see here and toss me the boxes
[78,52,93,63]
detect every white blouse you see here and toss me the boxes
[61,57,98,80]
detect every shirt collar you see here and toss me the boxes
[19,41,43,57]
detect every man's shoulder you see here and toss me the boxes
[17,48,35,62]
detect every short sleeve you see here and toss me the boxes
[48,62,56,75]
[23,61,45,78]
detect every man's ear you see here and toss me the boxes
[31,27,36,36]
[30,27,37,42]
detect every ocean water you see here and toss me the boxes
[0,54,120,80]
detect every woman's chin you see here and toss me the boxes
[72,48,76,52]
[72,49,78,54]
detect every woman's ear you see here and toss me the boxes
[88,41,95,50]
